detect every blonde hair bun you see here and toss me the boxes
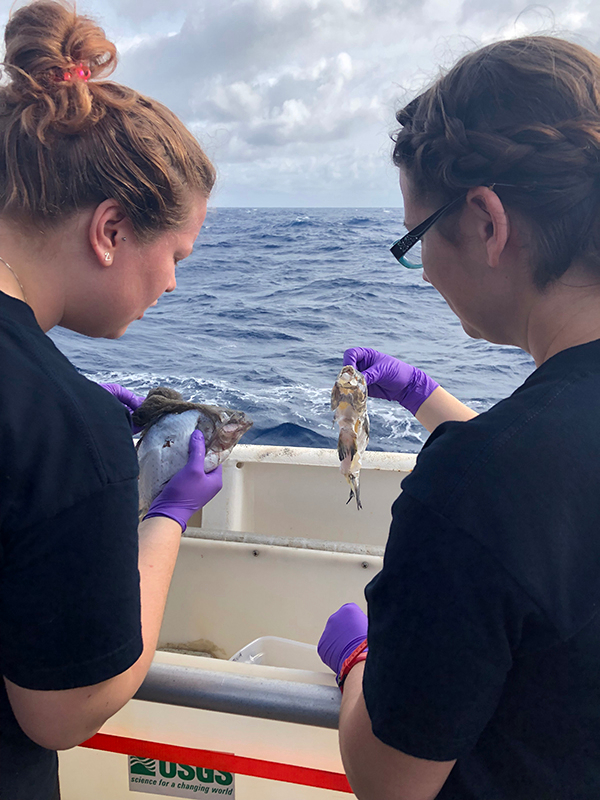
[3,0,117,136]
[0,0,215,236]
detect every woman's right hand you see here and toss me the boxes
[99,382,145,413]
[343,347,439,415]
[143,430,223,532]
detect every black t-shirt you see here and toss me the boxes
[363,339,600,799]
[0,292,143,799]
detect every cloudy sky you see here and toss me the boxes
[2,0,598,206]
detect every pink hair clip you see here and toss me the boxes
[61,62,91,82]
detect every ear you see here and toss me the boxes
[88,199,130,267]
[465,186,510,268]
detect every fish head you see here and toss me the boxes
[336,365,367,391]
[195,406,253,455]
[331,365,368,410]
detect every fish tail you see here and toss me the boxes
[348,474,362,510]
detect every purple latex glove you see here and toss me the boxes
[143,430,223,533]
[99,383,146,433]
[343,347,439,416]
[318,603,368,677]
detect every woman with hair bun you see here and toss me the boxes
[319,36,600,799]
[0,2,222,797]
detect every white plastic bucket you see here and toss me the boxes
[229,636,327,673]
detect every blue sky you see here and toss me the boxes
[1,0,598,206]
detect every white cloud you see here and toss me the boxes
[0,0,597,204]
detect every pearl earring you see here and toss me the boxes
[104,252,112,262]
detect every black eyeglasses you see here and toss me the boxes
[390,184,526,269]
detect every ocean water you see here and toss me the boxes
[49,207,535,453]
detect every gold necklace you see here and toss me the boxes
[0,255,28,304]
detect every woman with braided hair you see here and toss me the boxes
[0,2,224,798]
[318,36,600,799]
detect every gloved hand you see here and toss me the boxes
[99,383,145,433]
[343,347,439,415]
[143,430,223,532]
[318,603,368,679]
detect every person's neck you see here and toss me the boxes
[0,223,67,332]
[522,266,600,367]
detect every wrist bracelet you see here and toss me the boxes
[337,639,368,691]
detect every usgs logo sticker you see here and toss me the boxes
[128,756,235,798]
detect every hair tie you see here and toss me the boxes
[61,62,91,83]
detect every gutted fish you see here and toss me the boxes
[331,365,369,510]
[133,387,253,517]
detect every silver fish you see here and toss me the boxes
[133,387,253,517]
[331,365,369,510]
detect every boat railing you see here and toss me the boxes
[135,661,341,729]
[184,526,385,557]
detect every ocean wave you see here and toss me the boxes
[314,244,345,252]
[345,216,373,226]
[245,422,336,449]
[286,216,315,227]
[233,329,304,342]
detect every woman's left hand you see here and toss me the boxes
[343,347,439,414]
[318,603,368,677]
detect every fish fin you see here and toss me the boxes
[331,383,342,410]
[346,488,355,505]
[338,439,357,463]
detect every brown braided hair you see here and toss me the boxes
[0,0,215,240]
[393,36,600,287]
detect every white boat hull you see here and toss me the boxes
[59,444,416,799]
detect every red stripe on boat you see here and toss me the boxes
[81,732,353,793]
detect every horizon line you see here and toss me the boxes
[207,205,403,209]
